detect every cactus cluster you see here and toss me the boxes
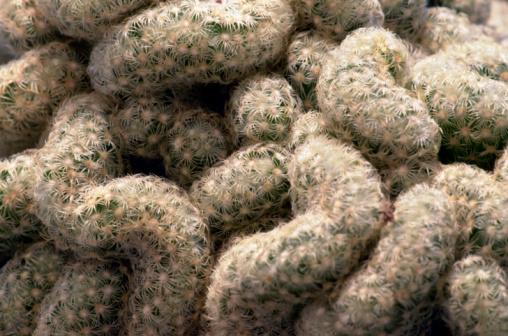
[1,0,508,335]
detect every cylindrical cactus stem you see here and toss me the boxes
[317,27,441,196]
[33,259,129,336]
[380,158,444,199]
[190,143,290,247]
[296,184,459,336]
[290,0,384,41]
[285,110,337,151]
[412,7,490,54]
[34,0,154,42]
[0,241,67,336]
[432,163,508,266]
[70,175,210,335]
[206,136,386,336]
[435,0,492,24]
[379,0,427,37]
[0,149,42,255]
[0,41,89,157]
[0,0,60,53]
[443,40,508,83]
[226,73,304,147]
[284,31,337,111]
[288,135,387,218]
[88,0,295,98]
[33,92,124,250]
[411,53,508,169]
[162,107,233,188]
[115,92,189,159]
[443,255,508,336]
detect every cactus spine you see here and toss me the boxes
[316,27,441,196]
[296,184,458,336]
[33,259,129,336]
[35,0,154,42]
[443,255,508,336]
[0,42,88,157]
[190,143,290,246]
[88,0,295,98]
[226,73,304,147]
[0,241,67,335]
[205,136,386,335]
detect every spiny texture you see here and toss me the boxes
[35,0,154,42]
[411,48,508,169]
[285,110,337,151]
[33,92,124,249]
[0,150,41,255]
[284,31,337,111]
[443,255,508,336]
[443,40,508,83]
[190,143,290,246]
[227,73,303,147]
[0,42,88,157]
[117,92,232,188]
[288,135,386,217]
[88,0,295,98]
[205,135,385,336]
[0,0,59,52]
[379,0,427,36]
[432,164,508,266]
[412,7,490,54]
[33,260,129,336]
[437,0,492,24]
[296,184,459,336]
[71,175,210,336]
[0,241,67,336]
[317,27,441,196]
[161,108,232,188]
[291,0,384,41]
[116,93,191,159]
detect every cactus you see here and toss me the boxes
[226,73,304,147]
[296,184,459,336]
[412,7,491,54]
[68,175,210,336]
[116,92,189,159]
[411,48,508,169]
[291,0,384,41]
[35,0,154,42]
[33,92,124,248]
[0,241,67,336]
[285,110,337,151]
[0,149,42,255]
[432,163,508,266]
[443,255,508,336]
[436,0,492,24]
[161,107,232,188]
[88,0,295,98]
[205,135,386,336]
[316,27,441,196]
[284,31,337,111]
[33,259,129,336]
[117,92,232,187]
[190,143,290,246]
[0,0,60,52]
[443,40,508,82]
[379,0,427,37]
[0,41,88,157]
